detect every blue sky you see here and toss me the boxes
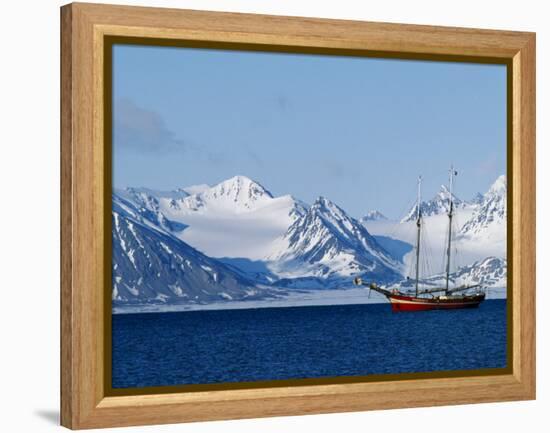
[112,44,506,219]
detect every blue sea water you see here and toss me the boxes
[112,299,507,389]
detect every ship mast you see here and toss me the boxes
[414,176,422,297]
[445,166,457,294]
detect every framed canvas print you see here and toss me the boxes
[60,3,536,429]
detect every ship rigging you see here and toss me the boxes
[354,166,485,312]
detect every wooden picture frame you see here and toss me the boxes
[60,2,535,429]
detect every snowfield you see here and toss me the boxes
[117,176,307,259]
[173,193,306,259]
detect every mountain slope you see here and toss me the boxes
[113,191,188,234]
[112,205,272,305]
[470,192,484,206]
[364,178,506,275]
[266,197,401,287]
[460,175,506,237]
[401,184,467,222]
[394,256,506,292]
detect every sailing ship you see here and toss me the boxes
[354,166,485,312]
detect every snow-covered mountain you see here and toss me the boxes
[401,185,467,222]
[117,184,210,203]
[460,175,506,238]
[394,256,506,292]
[116,176,276,217]
[173,175,275,214]
[451,256,507,287]
[111,174,506,308]
[112,202,276,305]
[114,176,307,259]
[360,210,387,223]
[113,190,188,234]
[470,192,485,206]
[266,197,401,287]
[366,175,506,275]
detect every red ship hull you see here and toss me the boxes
[386,292,485,312]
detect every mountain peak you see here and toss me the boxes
[487,175,506,196]
[310,196,350,221]
[225,174,254,184]
[178,175,275,213]
[267,195,400,284]
[401,185,464,223]
[460,175,506,237]
[361,210,388,222]
[470,192,484,205]
[222,174,260,185]
[214,175,273,199]
[435,184,461,202]
[312,195,332,207]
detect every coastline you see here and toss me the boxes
[112,286,507,315]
